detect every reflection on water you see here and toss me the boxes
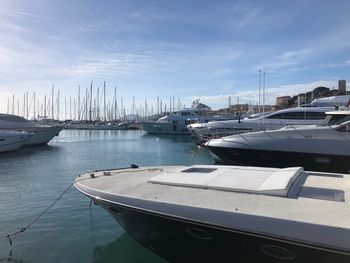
[0,144,60,159]
[0,249,25,263]
[142,133,194,143]
[93,233,166,263]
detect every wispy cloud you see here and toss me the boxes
[234,7,260,28]
[0,8,52,20]
[320,59,350,69]
[254,49,314,72]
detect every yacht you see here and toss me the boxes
[0,113,62,146]
[205,110,350,173]
[75,164,350,262]
[141,101,228,135]
[0,130,30,152]
[188,106,336,143]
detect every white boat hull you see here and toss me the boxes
[141,121,191,135]
[0,131,30,152]
[0,126,62,146]
[75,165,350,262]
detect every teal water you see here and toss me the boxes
[0,130,213,263]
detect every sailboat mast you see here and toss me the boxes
[114,86,117,120]
[44,95,47,119]
[103,81,106,122]
[26,91,29,119]
[12,94,15,114]
[33,92,36,120]
[57,89,60,120]
[52,85,54,120]
[89,81,93,122]
[78,85,80,121]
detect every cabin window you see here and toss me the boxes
[265,111,326,120]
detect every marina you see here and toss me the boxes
[1,98,350,262]
[1,1,350,262]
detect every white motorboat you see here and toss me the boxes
[141,101,229,135]
[0,113,62,146]
[205,110,350,173]
[0,130,31,152]
[75,164,350,262]
[188,107,335,143]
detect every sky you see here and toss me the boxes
[1,0,350,117]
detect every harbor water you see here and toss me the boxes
[0,130,213,263]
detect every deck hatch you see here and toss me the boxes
[148,166,304,197]
[181,168,217,173]
[299,186,345,202]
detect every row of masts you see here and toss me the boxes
[6,82,185,122]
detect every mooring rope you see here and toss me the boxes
[0,182,74,246]
[0,164,142,246]
[186,145,204,165]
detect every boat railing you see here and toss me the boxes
[333,122,350,141]
[289,123,350,141]
[261,129,277,140]
[287,125,307,138]
[236,133,251,143]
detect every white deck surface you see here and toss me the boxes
[75,164,350,251]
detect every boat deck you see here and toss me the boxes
[75,165,350,252]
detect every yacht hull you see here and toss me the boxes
[24,126,62,146]
[207,146,350,173]
[2,126,63,146]
[142,122,191,135]
[0,132,30,152]
[95,199,349,263]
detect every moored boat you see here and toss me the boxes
[75,164,350,262]
[188,106,335,143]
[205,110,350,173]
[141,100,229,135]
[0,113,62,146]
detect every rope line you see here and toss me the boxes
[187,146,204,166]
[0,182,74,246]
[0,164,142,246]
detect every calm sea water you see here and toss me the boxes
[0,130,213,263]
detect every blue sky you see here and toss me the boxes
[1,0,350,116]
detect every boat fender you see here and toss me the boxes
[131,164,139,169]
